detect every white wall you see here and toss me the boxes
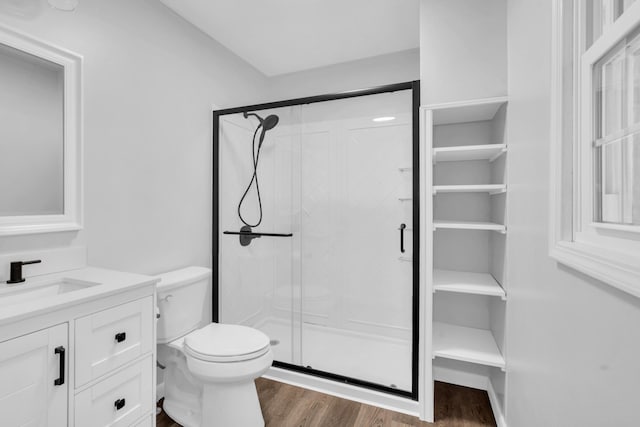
[420,0,507,104]
[505,1,640,425]
[0,0,268,274]
[266,49,419,102]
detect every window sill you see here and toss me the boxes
[550,240,640,298]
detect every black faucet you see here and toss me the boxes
[7,260,42,284]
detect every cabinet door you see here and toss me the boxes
[0,323,68,426]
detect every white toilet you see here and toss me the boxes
[156,266,273,427]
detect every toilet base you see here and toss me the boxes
[164,398,201,427]
[201,380,264,427]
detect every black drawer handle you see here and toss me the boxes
[115,332,126,343]
[54,346,65,386]
[114,398,126,411]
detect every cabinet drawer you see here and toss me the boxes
[75,296,153,387]
[75,356,152,427]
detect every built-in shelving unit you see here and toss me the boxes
[433,322,505,370]
[426,96,509,424]
[433,269,506,299]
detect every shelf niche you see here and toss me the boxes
[433,269,506,299]
[433,321,505,370]
[433,144,506,163]
[427,96,509,422]
[433,220,506,233]
[433,184,506,195]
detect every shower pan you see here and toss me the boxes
[213,81,420,399]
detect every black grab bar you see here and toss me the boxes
[223,231,293,237]
[224,226,293,247]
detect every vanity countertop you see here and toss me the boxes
[0,267,159,326]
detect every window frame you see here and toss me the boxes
[550,0,640,297]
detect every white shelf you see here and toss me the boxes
[433,220,506,233]
[433,144,506,163]
[433,269,506,299]
[433,184,506,195]
[433,322,505,370]
[426,96,508,125]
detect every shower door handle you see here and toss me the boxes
[399,223,406,253]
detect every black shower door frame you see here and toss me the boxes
[212,80,420,401]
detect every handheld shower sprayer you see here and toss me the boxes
[243,112,280,148]
[237,111,280,228]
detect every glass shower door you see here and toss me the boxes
[296,90,414,392]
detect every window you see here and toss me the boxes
[551,0,640,296]
[592,28,640,226]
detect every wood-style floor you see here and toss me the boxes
[157,379,497,427]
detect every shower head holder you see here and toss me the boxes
[239,225,261,247]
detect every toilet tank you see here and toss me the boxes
[156,266,212,343]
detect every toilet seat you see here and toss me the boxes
[182,323,271,363]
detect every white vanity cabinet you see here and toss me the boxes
[0,323,68,426]
[0,268,158,427]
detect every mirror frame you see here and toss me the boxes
[0,25,82,236]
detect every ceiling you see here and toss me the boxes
[160,0,420,76]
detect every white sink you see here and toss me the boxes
[0,278,100,308]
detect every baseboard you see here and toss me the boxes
[487,380,507,427]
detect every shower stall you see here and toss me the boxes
[213,82,420,399]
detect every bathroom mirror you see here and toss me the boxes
[0,25,82,235]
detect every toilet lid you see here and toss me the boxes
[183,323,271,363]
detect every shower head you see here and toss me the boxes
[262,114,279,131]
[257,115,279,147]
[243,112,279,128]
[243,112,280,148]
